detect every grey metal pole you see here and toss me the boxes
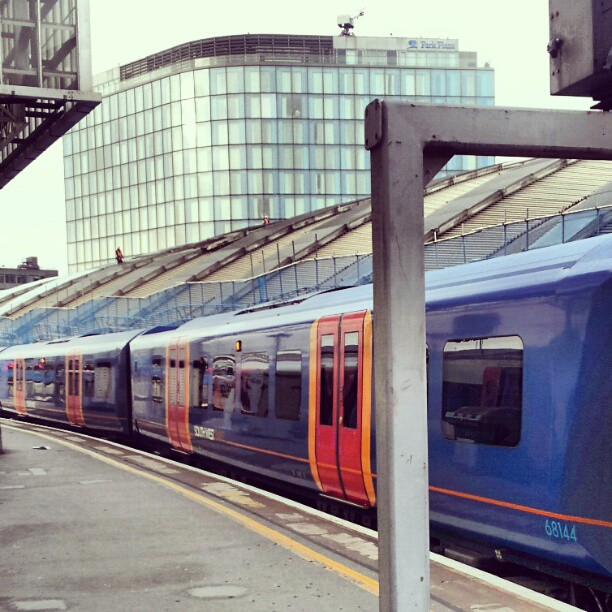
[364,99,612,612]
[34,0,43,87]
[366,100,430,611]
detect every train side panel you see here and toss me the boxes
[131,321,320,493]
[426,277,611,586]
[0,333,136,435]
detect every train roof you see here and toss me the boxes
[426,232,612,306]
[0,328,143,360]
[130,235,612,348]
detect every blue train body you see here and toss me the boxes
[1,235,610,591]
[0,330,139,434]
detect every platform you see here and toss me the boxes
[0,421,577,611]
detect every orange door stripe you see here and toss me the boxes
[307,321,323,491]
[76,354,84,426]
[165,344,171,443]
[360,311,376,506]
[180,340,193,453]
[14,358,27,416]
[429,486,612,528]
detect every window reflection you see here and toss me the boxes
[66,53,494,269]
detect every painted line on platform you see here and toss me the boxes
[3,424,379,596]
[1,422,580,610]
[2,420,378,537]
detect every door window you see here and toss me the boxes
[319,335,334,426]
[342,331,359,429]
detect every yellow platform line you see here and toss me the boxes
[4,424,379,596]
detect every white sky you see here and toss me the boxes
[0,0,591,274]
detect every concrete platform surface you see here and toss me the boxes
[0,422,577,611]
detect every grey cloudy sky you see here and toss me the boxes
[0,0,591,274]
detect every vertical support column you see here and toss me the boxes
[34,0,43,87]
[366,100,430,610]
[75,0,93,91]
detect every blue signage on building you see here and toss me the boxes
[407,39,456,51]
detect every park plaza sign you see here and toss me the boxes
[408,39,457,51]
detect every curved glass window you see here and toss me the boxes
[240,353,270,417]
[442,336,523,447]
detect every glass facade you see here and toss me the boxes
[63,35,495,271]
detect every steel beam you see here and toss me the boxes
[365,101,612,611]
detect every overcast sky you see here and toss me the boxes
[0,0,591,274]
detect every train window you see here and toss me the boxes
[38,361,55,400]
[442,336,523,447]
[342,332,359,429]
[191,357,211,408]
[168,350,178,405]
[151,357,163,403]
[66,358,81,397]
[274,351,302,421]
[319,335,334,426]
[6,364,14,397]
[15,361,23,393]
[83,361,95,398]
[177,348,186,402]
[56,365,65,400]
[26,359,39,395]
[67,359,73,396]
[151,377,163,403]
[94,362,112,400]
[74,359,80,397]
[212,355,236,412]
[240,353,269,417]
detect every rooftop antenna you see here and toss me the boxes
[337,10,364,36]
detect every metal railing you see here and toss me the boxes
[425,203,612,270]
[5,203,611,344]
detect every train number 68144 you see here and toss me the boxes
[545,520,577,542]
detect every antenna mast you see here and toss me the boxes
[337,10,365,36]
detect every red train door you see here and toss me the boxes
[66,355,84,426]
[309,311,376,507]
[13,358,27,416]
[312,314,343,498]
[166,340,192,453]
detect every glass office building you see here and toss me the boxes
[63,34,495,271]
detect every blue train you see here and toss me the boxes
[1,235,610,603]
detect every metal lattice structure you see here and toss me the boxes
[2,203,611,345]
[0,0,99,188]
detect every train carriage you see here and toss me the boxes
[0,234,610,599]
[130,295,378,505]
[131,235,611,591]
[0,330,140,434]
[424,236,612,589]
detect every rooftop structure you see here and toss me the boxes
[0,0,99,189]
[0,257,57,290]
[63,33,495,271]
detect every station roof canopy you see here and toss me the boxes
[1,157,611,326]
